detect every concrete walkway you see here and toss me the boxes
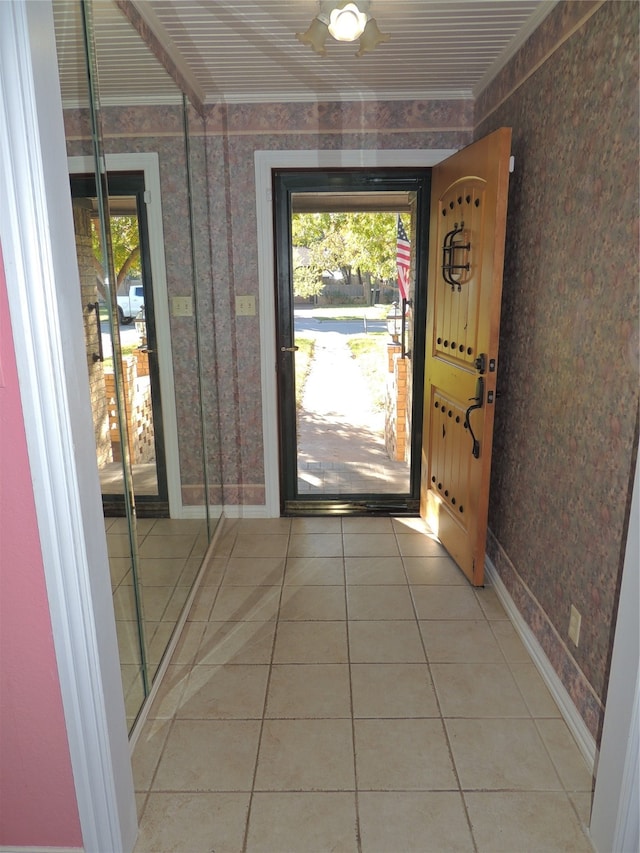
[296,331,409,495]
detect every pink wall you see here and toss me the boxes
[0,243,82,847]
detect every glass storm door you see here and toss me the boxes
[274,169,431,515]
[71,172,169,516]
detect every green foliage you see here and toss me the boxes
[293,265,324,299]
[293,337,315,409]
[291,211,409,300]
[92,214,141,289]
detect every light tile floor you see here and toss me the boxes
[132,516,595,853]
[106,517,209,729]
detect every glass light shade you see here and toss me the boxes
[328,4,367,42]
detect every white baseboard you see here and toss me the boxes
[221,504,270,519]
[0,848,83,852]
[179,504,269,520]
[485,555,597,773]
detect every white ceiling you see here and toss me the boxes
[53,0,557,107]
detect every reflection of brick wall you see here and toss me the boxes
[73,202,112,467]
[104,358,154,465]
[385,345,408,462]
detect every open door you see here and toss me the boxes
[420,128,511,586]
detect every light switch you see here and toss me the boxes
[236,295,256,316]
[172,296,193,317]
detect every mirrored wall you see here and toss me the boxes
[53,0,223,732]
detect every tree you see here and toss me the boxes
[291,211,408,301]
[92,214,141,297]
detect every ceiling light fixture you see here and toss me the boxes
[296,1,389,57]
[328,3,367,41]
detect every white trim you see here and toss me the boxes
[0,2,135,851]
[61,89,472,109]
[485,556,597,772]
[590,450,640,853]
[68,152,183,519]
[219,504,269,519]
[180,504,268,520]
[0,848,83,853]
[255,148,457,516]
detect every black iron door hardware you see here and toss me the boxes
[442,222,470,290]
[87,301,104,363]
[465,376,484,459]
[474,353,486,374]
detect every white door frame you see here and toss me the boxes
[68,153,183,518]
[0,2,136,850]
[590,448,639,852]
[254,148,456,517]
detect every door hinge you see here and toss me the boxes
[509,156,515,173]
[144,189,152,204]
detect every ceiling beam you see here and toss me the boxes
[114,0,205,115]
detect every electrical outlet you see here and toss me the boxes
[236,295,256,316]
[172,296,193,317]
[569,605,581,646]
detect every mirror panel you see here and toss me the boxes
[53,0,222,731]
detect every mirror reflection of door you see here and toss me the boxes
[274,170,430,515]
[71,172,169,516]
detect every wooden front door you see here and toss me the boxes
[420,128,512,586]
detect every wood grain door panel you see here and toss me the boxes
[421,128,512,585]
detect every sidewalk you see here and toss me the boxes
[296,331,409,495]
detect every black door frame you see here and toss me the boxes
[70,171,170,516]
[273,167,431,516]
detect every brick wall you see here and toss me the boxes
[385,344,408,462]
[104,358,154,465]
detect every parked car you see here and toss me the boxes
[116,280,144,324]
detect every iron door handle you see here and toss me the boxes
[465,377,484,459]
[87,301,104,363]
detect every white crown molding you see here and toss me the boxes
[61,89,473,110]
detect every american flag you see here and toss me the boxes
[396,216,411,302]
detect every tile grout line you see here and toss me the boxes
[482,601,593,816]
[342,519,363,853]
[137,526,229,813]
[135,522,234,821]
[241,519,292,853]
[396,521,480,853]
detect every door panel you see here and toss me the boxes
[421,128,511,585]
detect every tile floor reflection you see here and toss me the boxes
[106,517,208,729]
[131,516,595,852]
